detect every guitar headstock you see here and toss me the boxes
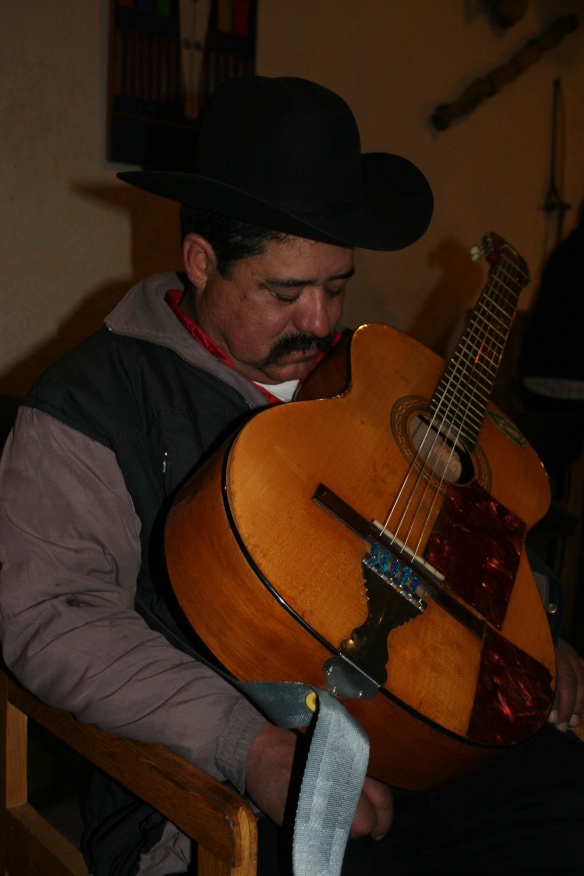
[470,232,530,286]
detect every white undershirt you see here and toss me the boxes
[254,379,300,402]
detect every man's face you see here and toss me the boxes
[189,236,355,384]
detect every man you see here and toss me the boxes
[0,76,583,876]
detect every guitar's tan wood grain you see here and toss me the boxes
[166,323,554,791]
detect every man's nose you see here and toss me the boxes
[293,290,337,337]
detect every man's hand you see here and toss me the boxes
[350,775,393,840]
[245,722,298,827]
[245,722,393,840]
[547,638,584,732]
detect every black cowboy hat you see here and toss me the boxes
[118,76,433,251]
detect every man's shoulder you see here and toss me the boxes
[23,329,141,447]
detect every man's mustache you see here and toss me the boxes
[263,332,334,366]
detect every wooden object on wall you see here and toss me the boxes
[543,78,571,243]
[483,1,528,29]
[431,15,578,132]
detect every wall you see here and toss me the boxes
[1,1,583,394]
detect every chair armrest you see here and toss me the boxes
[2,670,257,874]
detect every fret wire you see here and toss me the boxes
[448,335,504,375]
[451,311,514,365]
[427,236,530,451]
[443,401,490,427]
[429,405,483,430]
[440,357,497,388]
[462,328,508,362]
[434,383,489,409]
[436,386,489,412]
[446,347,497,374]
[479,290,516,311]
[479,295,517,320]
[452,317,508,355]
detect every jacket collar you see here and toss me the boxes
[105,272,269,409]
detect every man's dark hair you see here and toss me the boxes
[180,206,292,277]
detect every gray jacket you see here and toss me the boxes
[0,273,271,794]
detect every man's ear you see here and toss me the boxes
[183,233,217,287]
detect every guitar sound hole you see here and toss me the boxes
[409,415,474,485]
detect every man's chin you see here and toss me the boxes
[262,353,319,384]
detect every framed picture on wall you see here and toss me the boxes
[108,0,257,169]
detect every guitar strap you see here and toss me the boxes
[238,680,369,876]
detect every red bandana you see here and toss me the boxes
[166,288,233,367]
[166,288,341,405]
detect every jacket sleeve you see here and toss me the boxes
[0,406,266,792]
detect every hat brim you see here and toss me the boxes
[117,152,432,252]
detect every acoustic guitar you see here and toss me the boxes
[165,232,556,791]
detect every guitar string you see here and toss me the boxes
[380,248,525,552]
[376,252,524,576]
[400,265,514,563]
[375,254,507,540]
[409,258,525,552]
[404,257,525,562]
[375,291,497,557]
[391,269,506,556]
[404,261,519,560]
[377,260,501,542]
[375,269,495,549]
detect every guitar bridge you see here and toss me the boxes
[312,482,490,684]
[339,547,427,685]
[313,483,444,585]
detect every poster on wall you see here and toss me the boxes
[108,0,257,169]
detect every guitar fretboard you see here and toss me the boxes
[428,236,530,450]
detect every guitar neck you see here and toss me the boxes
[428,234,530,449]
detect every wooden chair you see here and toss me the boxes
[1,671,583,876]
[0,668,257,875]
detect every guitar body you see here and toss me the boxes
[165,323,556,791]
